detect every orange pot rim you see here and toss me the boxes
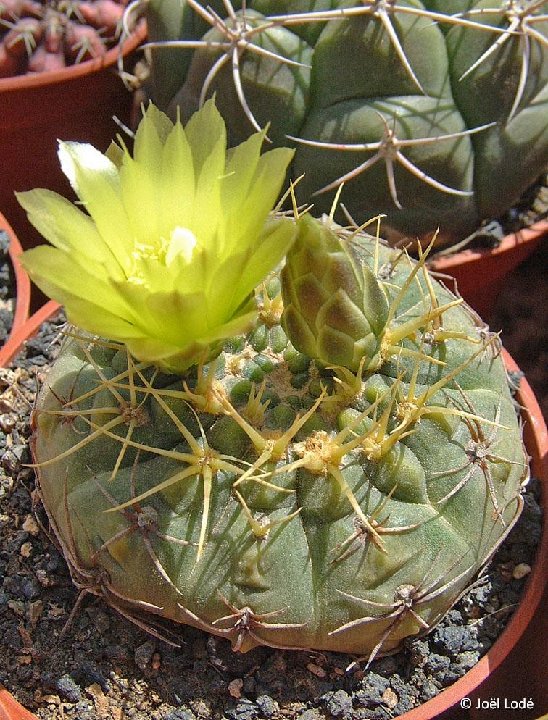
[0,307,546,720]
[0,20,146,93]
[430,219,548,272]
[0,299,60,368]
[0,211,31,350]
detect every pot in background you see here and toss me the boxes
[0,22,146,258]
[429,220,547,322]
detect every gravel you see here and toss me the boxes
[0,230,16,345]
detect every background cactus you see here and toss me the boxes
[0,0,128,75]
[141,0,548,245]
[30,213,527,660]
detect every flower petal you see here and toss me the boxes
[20,246,134,321]
[16,189,124,277]
[160,120,195,237]
[58,141,134,274]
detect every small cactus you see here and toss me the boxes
[140,0,548,245]
[0,0,129,76]
[20,102,528,661]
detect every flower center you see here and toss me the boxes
[166,226,197,266]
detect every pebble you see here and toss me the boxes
[162,710,197,720]
[432,625,478,657]
[75,662,110,693]
[226,698,258,720]
[55,674,82,703]
[356,674,389,708]
[255,694,279,718]
[135,640,157,671]
[512,563,531,580]
[297,710,323,720]
[21,577,41,600]
[425,654,451,677]
[321,689,352,717]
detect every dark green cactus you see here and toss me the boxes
[31,214,527,660]
[141,0,548,245]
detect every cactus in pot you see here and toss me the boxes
[139,0,548,246]
[0,0,130,75]
[19,101,528,662]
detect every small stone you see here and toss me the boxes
[22,515,40,535]
[498,561,515,582]
[307,662,327,678]
[228,678,244,699]
[226,698,257,720]
[28,600,44,627]
[20,541,33,558]
[381,688,398,709]
[0,413,15,433]
[163,711,196,720]
[8,600,25,617]
[134,640,156,671]
[425,654,451,678]
[407,639,429,667]
[56,674,82,703]
[356,673,389,708]
[321,689,352,718]
[432,625,477,657]
[297,710,323,720]
[255,695,278,718]
[512,563,531,580]
[152,652,161,671]
[21,577,41,600]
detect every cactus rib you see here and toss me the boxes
[288,119,496,207]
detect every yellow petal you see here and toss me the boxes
[20,246,135,322]
[58,141,134,274]
[160,120,195,237]
[16,190,124,278]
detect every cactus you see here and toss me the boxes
[20,102,527,661]
[140,0,548,245]
[0,0,129,76]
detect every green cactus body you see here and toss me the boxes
[32,216,527,659]
[144,0,548,244]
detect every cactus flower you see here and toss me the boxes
[18,99,295,372]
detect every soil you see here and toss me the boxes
[0,291,544,719]
[0,229,16,346]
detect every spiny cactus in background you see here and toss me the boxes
[139,0,548,245]
[0,0,128,75]
[20,102,527,660]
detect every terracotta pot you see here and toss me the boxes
[429,220,548,323]
[0,307,546,720]
[0,211,31,350]
[0,685,37,720]
[0,299,60,367]
[0,22,146,259]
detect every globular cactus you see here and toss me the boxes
[20,101,527,661]
[140,0,548,245]
[0,0,128,76]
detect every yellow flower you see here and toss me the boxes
[18,100,295,372]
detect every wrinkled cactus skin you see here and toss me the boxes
[32,217,527,658]
[144,0,548,244]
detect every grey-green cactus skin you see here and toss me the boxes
[144,0,548,244]
[32,217,527,658]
